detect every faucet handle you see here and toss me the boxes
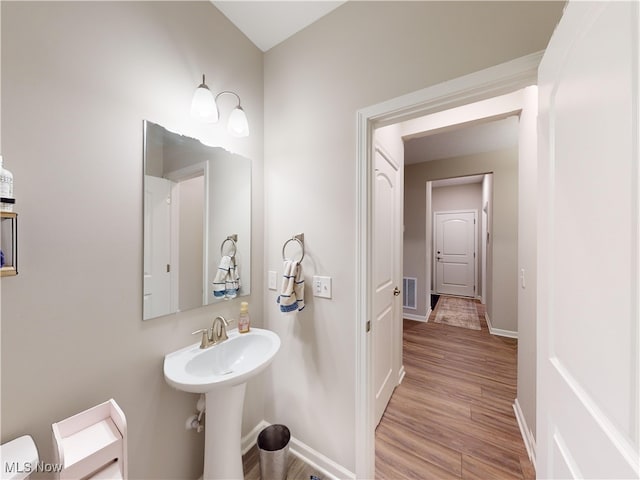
[192,328,210,349]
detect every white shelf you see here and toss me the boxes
[52,399,127,480]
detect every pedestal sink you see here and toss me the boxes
[164,328,280,479]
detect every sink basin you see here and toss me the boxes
[164,328,280,394]
[164,327,281,479]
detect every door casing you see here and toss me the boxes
[356,53,540,478]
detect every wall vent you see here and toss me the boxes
[403,277,417,310]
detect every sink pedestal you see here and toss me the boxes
[204,383,246,479]
[163,329,281,480]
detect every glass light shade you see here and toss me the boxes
[191,85,219,123]
[227,106,249,137]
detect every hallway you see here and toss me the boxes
[375,302,534,479]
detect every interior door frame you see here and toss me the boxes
[433,209,478,298]
[355,52,540,478]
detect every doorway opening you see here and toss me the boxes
[356,53,540,478]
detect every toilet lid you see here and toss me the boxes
[0,435,39,480]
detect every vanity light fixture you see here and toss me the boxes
[190,74,250,137]
[190,75,218,123]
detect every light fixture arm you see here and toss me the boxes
[215,90,242,108]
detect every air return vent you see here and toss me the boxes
[403,277,417,309]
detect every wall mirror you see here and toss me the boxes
[143,120,251,320]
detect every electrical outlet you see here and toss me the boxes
[313,275,332,299]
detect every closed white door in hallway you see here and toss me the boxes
[434,211,476,297]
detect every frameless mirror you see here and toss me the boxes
[143,121,251,320]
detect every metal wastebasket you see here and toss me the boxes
[257,424,290,480]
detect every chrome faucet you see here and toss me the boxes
[192,316,232,349]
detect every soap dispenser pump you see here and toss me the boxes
[238,301,250,333]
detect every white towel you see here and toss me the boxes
[277,260,305,313]
[212,255,240,299]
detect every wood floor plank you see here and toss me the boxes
[375,299,535,479]
[377,422,463,476]
[245,297,535,479]
[376,433,461,480]
[462,453,523,480]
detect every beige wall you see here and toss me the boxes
[264,1,562,472]
[1,3,264,479]
[0,1,565,476]
[405,149,518,332]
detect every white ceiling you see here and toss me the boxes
[212,1,346,52]
[403,116,520,165]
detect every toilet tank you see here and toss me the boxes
[0,435,39,480]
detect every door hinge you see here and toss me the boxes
[166,264,171,273]
[366,320,371,333]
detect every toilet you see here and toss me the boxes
[0,436,39,480]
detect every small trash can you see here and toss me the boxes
[257,424,290,480]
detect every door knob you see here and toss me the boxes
[393,287,401,296]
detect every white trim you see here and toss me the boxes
[403,312,429,322]
[514,399,537,468]
[426,181,433,315]
[242,421,355,480]
[241,420,269,455]
[485,311,518,339]
[169,181,180,313]
[398,365,406,385]
[356,51,542,479]
[290,437,356,480]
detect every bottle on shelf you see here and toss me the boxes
[0,155,15,212]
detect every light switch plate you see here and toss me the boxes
[313,275,332,299]
[268,270,277,290]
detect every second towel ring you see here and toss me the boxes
[282,234,304,262]
[221,234,238,257]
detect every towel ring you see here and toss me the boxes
[282,234,304,262]
[220,234,238,257]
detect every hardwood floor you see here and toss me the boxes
[376,300,534,479]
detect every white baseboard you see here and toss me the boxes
[290,436,356,480]
[398,365,406,385]
[403,311,428,322]
[242,421,355,480]
[513,399,536,468]
[484,312,518,339]
[241,420,270,455]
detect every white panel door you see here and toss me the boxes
[434,211,476,297]
[537,1,639,478]
[373,146,402,426]
[143,175,173,320]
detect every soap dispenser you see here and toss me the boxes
[238,301,250,333]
